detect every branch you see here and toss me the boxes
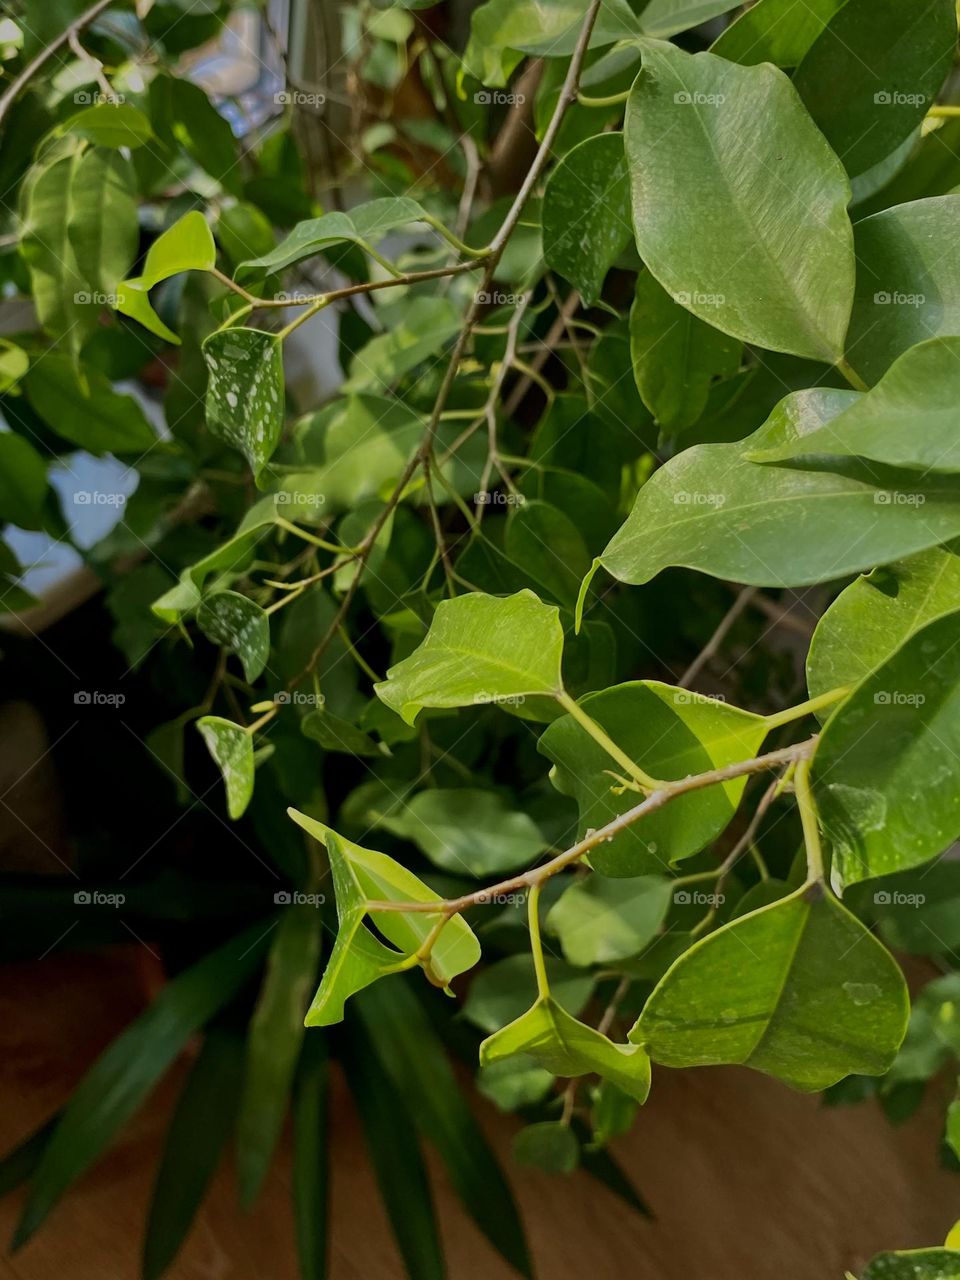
[0,0,114,127]
[365,737,817,917]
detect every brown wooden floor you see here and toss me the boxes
[1,946,958,1280]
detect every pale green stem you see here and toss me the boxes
[794,756,825,883]
[528,883,551,1000]
[277,298,330,340]
[245,706,278,735]
[555,690,663,791]
[764,685,850,730]
[929,104,960,117]
[422,213,491,259]
[577,87,631,108]
[274,517,353,553]
[836,356,869,392]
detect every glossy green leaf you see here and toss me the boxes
[639,0,739,37]
[0,433,47,531]
[13,923,272,1247]
[481,997,652,1103]
[203,328,285,476]
[464,954,595,1035]
[814,612,960,887]
[217,201,276,268]
[366,787,548,876]
[197,715,255,820]
[236,198,430,278]
[67,148,138,296]
[846,196,960,383]
[301,709,383,758]
[113,279,180,345]
[341,1021,443,1280]
[547,873,672,966]
[512,1122,580,1174]
[143,1028,245,1280]
[807,544,960,704]
[375,589,565,725]
[711,0,844,67]
[600,388,960,588]
[291,1036,329,1280]
[539,681,767,875]
[286,811,481,1023]
[477,1056,555,1111]
[632,886,909,1091]
[625,41,855,362]
[629,270,741,433]
[591,1080,640,1146]
[24,355,155,454]
[237,904,320,1207]
[197,590,270,683]
[463,0,642,87]
[542,133,631,307]
[143,212,217,286]
[357,982,533,1279]
[0,340,28,393]
[792,0,956,179]
[861,1251,960,1279]
[752,338,960,472]
[62,102,153,148]
[151,516,274,623]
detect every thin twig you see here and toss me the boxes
[0,0,115,127]
[680,586,758,689]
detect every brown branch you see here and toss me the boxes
[680,586,758,689]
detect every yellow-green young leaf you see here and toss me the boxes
[197,716,254,820]
[24,356,155,455]
[751,338,960,472]
[375,590,565,725]
[625,41,855,362]
[600,388,960,588]
[814,612,960,888]
[481,997,652,1104]
[547,874,672,967]
[792,0,956,179]
[711,0,844,66]
[196,591,270,683]
[860,1250,960,1279]
[631,886,909,1091]
[638,0,739,38]
[0,340,27,393]
[203,328,285,476]
[542,133,631,308]
[287,811,481,1024]
[0,433,47,531]
[61,102,153,148]
[115,212,216,342]
[807,543,960,706]
[846,196,960,384]
[539,682,767,875]
[629,270,741,434]
[67,148,138,297]
[512,1122,579,1174]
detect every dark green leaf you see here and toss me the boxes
[512,1122,580,1174]
[203,328,285,476]
[24,355,155,454]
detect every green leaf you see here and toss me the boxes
[217,201,276,268]
[631,886,909,1091]
[301,709,383,758]
[639,0,739,38]
[512,1122,580,1174]
[286,811,481,1024]
[505,499,592,607]
[291,1036,330,1280]
[591,1080,639,1146]
[711,0,844,67]
[0,433,47,531]
[846,196,960,384]
[366,787,549,876]
[203,328,285,476]
[375,589,565,725]
[151,516,274,623]
[807,543,960,705]
[197,715,255,820]
[341,1020,444,1280]
[814,612,960,887]
[236,197,430,277]
[62,102,153,148]
[237,904,321,1207]
[539,681,767,875]
[547,873,672,966]
[464,954,595,1034]
[600,388,960,588]
[343,296,461,394]
[0,340,28,393]
[625,41,855,362]
[481,997,652,1103]
[752,338,960,472]
[629,270,741,434]
[861,1251,960,1280]
[113,279,180,345]
[143,1028,245,1280]
[151,77,239,192]
[197,590,270,682]
[24,355,155,454]
[542,133,631,308]
[357,982,533,1279]
[463,0,642,87]
[14,923,272,1247]
[143,212,217,285]
[792,0,956,179]
[477,1056,555,1111]
[67,148,138,296]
